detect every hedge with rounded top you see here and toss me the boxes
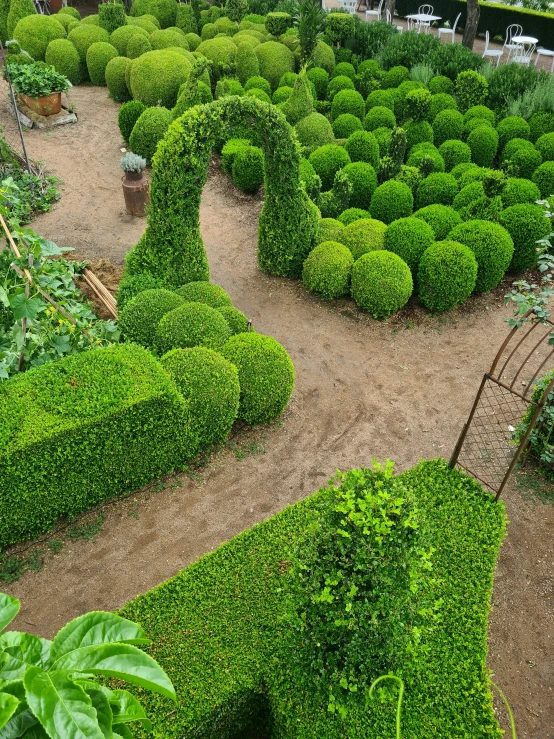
[160,346,240,452]
[351,250,413,318]
[364,105,396,132]
[129,105,173,163]
[383,216,435,273]
[86,41,118,86]
[429,93,457,122]
[327,75,354,101]
[309,144,351,191]
[129,0,178,28]
[467,125,498,168]
[129,48,191,107]
[221,332,295,424]
[295,112,334,150]
[315,218,344,245]
[464,105,495,125]
[448,220,514,292]
[498,204,551,272]
[417,241,478,313]
[342,162,377,210]
[432,109,463,147]
[13,14,66,61]
[429,75,453,95]
[332,114,362,139]
[331,89,365,123]
[45,38,81,85]
[232,145,264,193]
[532,161,554,198]
[105,55,131,102]
[497,116,530,151]
[119,288,184,348]
[438,140,471,172]
[370,180,413,224]
[217,305,250,335]
[414,204,462,241]
[306,66,328,100]
[340,218,387,260]
[196,36,237,81]
[344,130,379,169]
[333,61,355,80]
[255,40,294,91]
[509,147,542,180]
[302,240,354,300]
[175,281,232,308]
[416,172,458,209]
[110,24,150,55]
[365,89,395,113]
[155,301,231,355]
[535,133,554,162]
[68,24,110,78]
[338,208,370,226]
[501,178,541,208]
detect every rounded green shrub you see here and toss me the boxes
[365,89,395,113]
[327,75,355,101]
[255,40,294,91]
[232,145,264,193]
[364,105,396,131]
[295,112,334,150]
[351,250,413,318]
[532,161,554,198]
[265,10,291,36]
[416,172,458,208]
[417,240,477,313]
[150,27,188,50]
[245,87,271,103]
[455,70,488,114]
[312,40,335,75]
[332,113,362,139]
[331,89,365,122]
[459,166,495,189]
[501,138,535,161]
[306,66,328,100]
[438,140,471,172]
[129,0,178,28]
[463,116,493,135]
[448,220,514,291]
[309,144,351,191]
[383,216,435,273]
[217,305,250,335]
[497,116,530,150]
[342,161,377,210]
[407,146,445,174]
[413,204,462,241]
[340,218,387,260]
[221,138,249,173]
[273,85,293,104]
[129,105,173,162]
[370,180,413,224]
[429,75,454,95]
[86,40,118,85]
[174,281,232,308]
[529,111,554,143]
[338,208,370,226]
[68,24,110,78]
[302,240,354,299]
[200,22,217,40]
[428,93,457,121]
[175,3,197,34]
[344,129,379,168]
[118,99,146,142]
[498,204,551,272]
[464,105,495,125]
[215,77,244,98]
[244,74,271,95]
[196,36,237,80]
[467,125,499,167]
[7,0,36,39]
[451,162,479,181]
[110,24,149,55]
[13,14,66,62]
[373,127,392,157]
[501,178,541,208]
[185,32,201,50]
[333,61,355,80]
[405,120,434,150]
[59,7,80,20]
[105,55,131,102]
[98,2,125,33]
[279,72,298,88]
[453,181,485,211]
[128,16,160,33]
[507,146,542,180]
[155,301,231,354]
[382,65,409,89]
[127,33,153,58]
[118,288,184,348]
[116,273,163,310]
[129,48,191,107]
[222,332,295,424]
[316,218,344,245]
[394,165,421,193]
[45,38,81,85]
[50,13,74,32]
[432,109,463,147]
[160,346,240,452]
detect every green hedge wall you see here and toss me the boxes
[119,459,505,739]
[0,344,196,548]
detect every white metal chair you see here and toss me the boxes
[365,0,384,23]
[503,24,523,60]
[482,31,503,66]
[512,40,536,66]
[343,0,358,14]
[536,47,554,73]
[385,8,403,32]
[437,12,460,43]
[416,4,433,33]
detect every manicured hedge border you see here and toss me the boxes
[0,344,196,548]
[119,459,505,738]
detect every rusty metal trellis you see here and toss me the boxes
[450,311,554,499]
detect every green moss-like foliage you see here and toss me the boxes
[307,66,329,100]
[532,161,554,198]
[455,70,488,114]
[155,301,231,354]
[273,85,292,104]
[295,112,334,150]
[364,105,396,132]
[464,105,495,125]
[316,217,344,245]
[232,145,264,193]
[126,96,318,284]
[150,27,188,49]
[342,161,377,210]
[7,0,36,40]
[119,288,184,347]
[497,116,530,150]
[351,250,412,318]
[236,41,260,85]
[110,24,149,55]
[279,72,298,88]
[309,144,350,192]
[222,332,294,425]
[200,21,216,40]
[428,93,457,121]
[418,240,477,313]
[246,87,272,103]
[332,113,362,140]
[438,140,471,172]
[331,89,365,123]
[160,346,239,452]
[340,218,387,260]
[467,125,499,168]
[416,172,458,209]
[370,180,413,224]
[429,74,454,95]
[501,138,534,161]
[464,117,493,136]
[343,130,379,169]
[129,105,173,163]
[196,35,237,80]
[501,178,541,208]
[383,216,435,273]
[13,14,66,62]
[0,0,10,43]
[413,204,462,241]
[432,108,463,147]
[105,55,132,102]
[129,0,178,28]
[129,48,191,107]
[302,240,353,300]
[255,40,294,91]
[405,120,434,150]
[45,38,81,85]
[116,273,164,310]
[529,111,554,142]
[217,305,250,335]
[175,3,197,34]
[174,281,232,308]
[509,147,542,180]
[338,208,370,226]
[221,137,249,173]
[498,204,551,272]
[59,6,81,20]
[282,72,314,126]
[86,40,118,85]
[451,162,480,181]
[82,14,100,25]
[448,220,514,292]
[99,2,126,33]
[312,40,335,75]
[127,33,152,58]
[68,23,110,79]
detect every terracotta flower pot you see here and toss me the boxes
[50,0,63,11]
[122,170,149,216]
[20,91,62,116]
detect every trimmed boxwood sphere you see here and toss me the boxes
[333,61,355,80]
[331,89,365,122]
[532,161,554,198]
[417,240,478,313]
[416,172,458,208]
[382,65,409,89]
[448,220,514,292]
[344,130,379,168]
[407,147,445,174]
[467,125,499,168]
[327,75,355,101]
[126,33,153,58]
[464,105,495,125]
[351,251,413,318]
[245,75,271,95]
[383,216,435,273]
[160,346,240,452]
[338,208,370,225]
[414,204,462,241]
[438,140,471,172]
[175,281,232,308]
[155,301,231,354]
[464,117,493,135]
[150,28,188,50]
[429,75,454,95]
[453,181,485,211]
[232,145,264,193]
[222,332,295,424]
[498,204,551,272]
[295,112,335,149]
[373,127,392,157]
[364,105,396,132]
[497,116,530,150]
[342,162,377,209]
[106,56,132,102]
[118,288,184,348]
[405,120,434,150]
[110,24,150,55]
[509,147,543,180]
[217,305,250,335]
[529,111,554,142]
[312,40,335,75]
[68,24,110,78]
[501,178,541,208]
[273,85,293,104]
[129,105,173,163]
[116,273,163,310]
[118,100,147,142]
[428,93,457,121]
[309,144,351,191]
[86,41,118,85]
[432,109,464,147]
[332,113,362,139]
[245,88,272,104]
[255,40,294,91]
[316,217,344,245]
[306,66,329,99]
[340,218,387,260]
[129,0,178,28]
[222,137,253,173]
[14,15,66,62]
[501,137,535,161]
[536,132,554,162]
[45,38,81,85]
[370,180,413,224]
[450,162,480,181]
[365,89,395,112]
[302,240,354,299]
[129,49,191,108]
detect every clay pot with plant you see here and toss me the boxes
[121,152,149,216]
[5,62,72,116]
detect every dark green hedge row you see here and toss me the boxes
[0,344,196,548]
[119,459,505,738]
[395,0,554,48]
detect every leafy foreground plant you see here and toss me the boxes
[0,591,176,738]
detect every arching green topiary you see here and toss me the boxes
[501,178,541,208]
[174,281,232,308]
[295,112,334,150]
[68,23,110,79]
[499,204,551,272]
[7,0,36,40]
[129,48,191,107]
[413,204,462,241]
[340,218,387,260]
[302,241,353,300]
[155,301,231,354]
[309,144,351,192]
[448,220,514,292]
[129,105,173,163]
[105,55,132,102]
[129,0,178,28]
[110,24,149,55]
[217,305,250,334]
[118,288,184,348]
[342,162,377,210]
[532,161,554,198]
[432,108,463,147]
[45,38,81,85]
[222,332,295,425]
[255,40,294,91]
[125,96,319,285]
[418,240,477,313]
[416,172,458,209]
[383,216,435,273]
[86,41,118,86]
[467,125,499,167]
[364,105,396,132]
[13,14,66,62]
[351,250,413,318]
[370,180,413,224]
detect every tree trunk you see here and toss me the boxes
[462,0,480,49]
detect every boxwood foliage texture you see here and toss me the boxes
[125,96,318,287]
[118,459,505,739]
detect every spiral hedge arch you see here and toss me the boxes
[125,96,319,286]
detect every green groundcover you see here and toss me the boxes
[119,459,505,738]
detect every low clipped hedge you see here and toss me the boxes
[155,302,231,355]
[448,220,514,292]
[418,240,478,313]
[351,250,413,318]
[302,241,354,300]
[0,344,196,548]
[384,216,435,273]
[175,281,232,308]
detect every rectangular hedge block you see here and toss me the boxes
[0,344,196,548]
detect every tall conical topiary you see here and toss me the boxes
[282,69,313,126]
[7,0,36,39]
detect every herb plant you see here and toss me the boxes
[5,62,72,97]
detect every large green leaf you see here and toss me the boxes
[23,667,105,739]
[0,594,20,631]
[0,704,38,739]
[50,613,150,664]
[51,644,176,701]
[82,686,112,739]
[9,294,44,321]
[0,634,45,681]
[113,727,133,739]
[109,689,152,731]
[21,724,49,737]
[0,692,20,729]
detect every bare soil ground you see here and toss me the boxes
[1,83,553,738]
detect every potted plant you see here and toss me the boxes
[120,151,149,216]
[5,62,71,116]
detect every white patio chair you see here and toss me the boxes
[365,0,384,23]
[416,4,433,33]
[438,12,460,43]
[482,31,503,66]
[536,47,554,73]
[512,40,536,66]
[385,8,403,32]
[503,24,523,60]
[342,0,358,15]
